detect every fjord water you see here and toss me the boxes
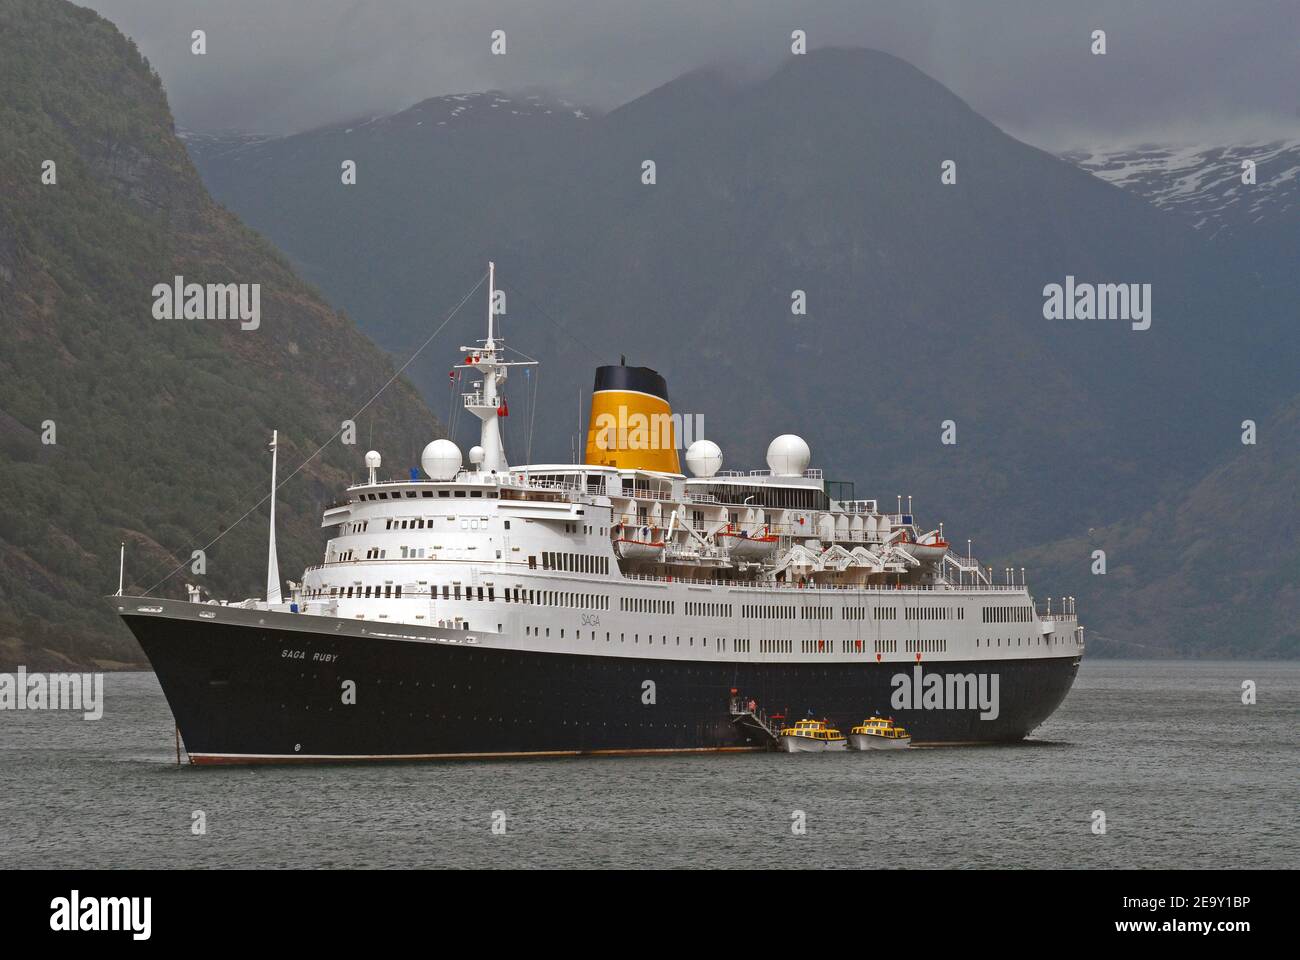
[1,661,1294,869]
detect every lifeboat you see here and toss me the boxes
[848,716,911,750]
[716,524,780,559]
[897,531,949,564]
[777,718,847,753]
[613,523,665,560]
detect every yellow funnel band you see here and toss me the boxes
[585,389,681,473]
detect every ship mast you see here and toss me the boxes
[266,429,282,603]
[460,262,536,474]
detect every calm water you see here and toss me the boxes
[1,660,1294,869]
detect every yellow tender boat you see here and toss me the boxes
[778,718,847,753]
[848,716,911,750]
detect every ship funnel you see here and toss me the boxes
[584,363,681,473]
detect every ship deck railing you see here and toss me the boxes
[616,572,1029,593]
[613,513,902,542]
[301,558,1032,593]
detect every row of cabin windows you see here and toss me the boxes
[539,552,609,574]
[983,606,1033,623]
[347,521,369,533]
[377,516,497,530]
[684,601,732,617]
[526,589,607,610]
[906,607,963,621]
[800,606,833,620]
[324,584,403,599]
[904,637,948,653]
[526,627,722,650]
[742,604,796,620]
[874,607,898,620]
[387,517,431,530]
[357,489,497,501]
[503,628,968,659]
[978,636,1061,647]
[620,596,673,614]
[441,585,608,609]
[317,584,609,608]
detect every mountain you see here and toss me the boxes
[1013,394,1299,658]
[1062,139,1300,239]
[1062,139,1300,323]
[186,49,1295,657]
[0,0,441,669]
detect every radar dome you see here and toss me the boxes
[685,440,723,478]
[421,439,462,481]
[766,434,810,476]
[468,445,485,467]
[364,450,382,469]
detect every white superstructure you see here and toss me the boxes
[276,265,1083,669]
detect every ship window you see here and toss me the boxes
[488,587,495,601]
[455,491,466,498]
[471,491,482,498]
[504,521,511,530]
[439,491,449,498]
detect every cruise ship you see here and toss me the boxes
[115,265,1084,763]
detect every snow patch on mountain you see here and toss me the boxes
[1062,139,1300,238]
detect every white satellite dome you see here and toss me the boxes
[364,450,382,470]
[766,434,810,476]
[468,445,485,468]
[685,439,723,478]
[421,439,462,481]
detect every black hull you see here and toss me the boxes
[119,605,1081,762]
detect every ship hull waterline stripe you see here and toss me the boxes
[187,746,767,765]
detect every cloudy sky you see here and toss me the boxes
[83,0,1300,148]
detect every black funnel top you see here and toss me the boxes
[593,364,669,402]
